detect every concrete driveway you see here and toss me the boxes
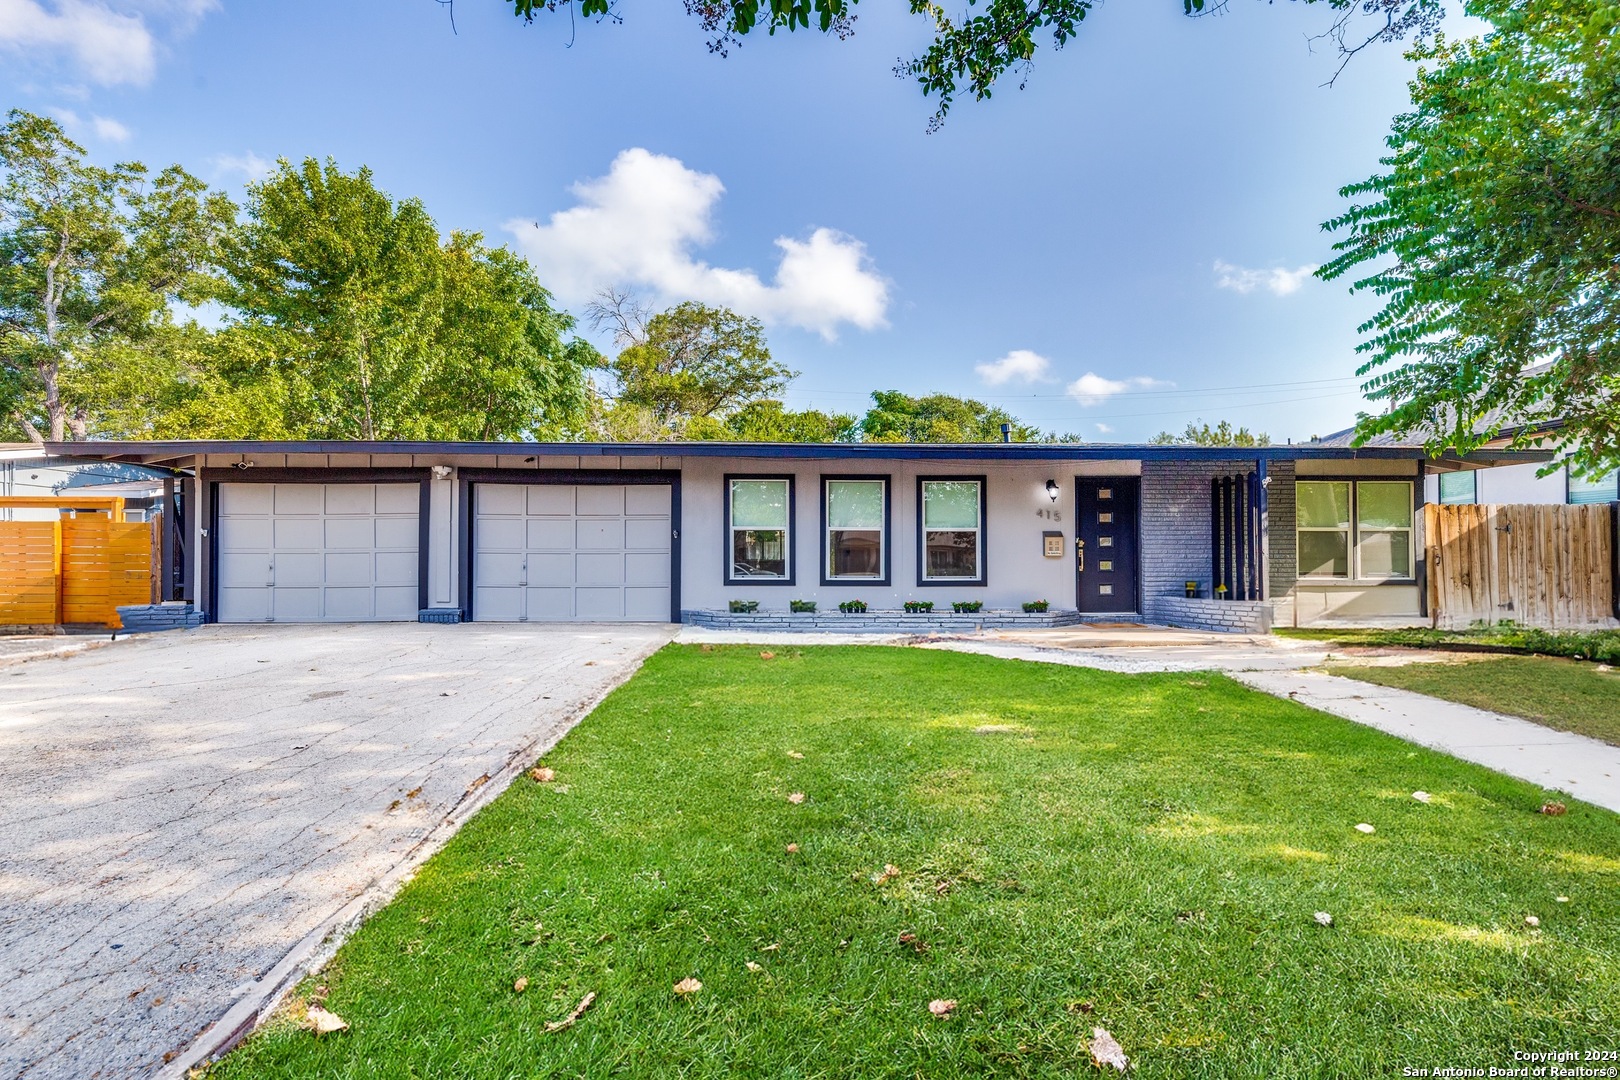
[0,622,675,1080]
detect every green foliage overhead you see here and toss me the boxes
[1321,0,1620,477]
[508,0,1445,128]
[859,389,1041,443]
[1149,419,1272,447]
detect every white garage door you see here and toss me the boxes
[217,483,420,623]
[473,484,672,622]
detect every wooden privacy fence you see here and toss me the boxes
[0,497,158,628]
[1425,503,1619,631]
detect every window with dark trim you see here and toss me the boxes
[822,476,888,584]
[1437,470,1476,505]
[726,475,793,584]
[918,477,986,585]
[1568,468,1618,505]
[1296,480,1414,581]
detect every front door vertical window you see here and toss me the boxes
[729,478,790,581]
[920,479,984,583]
[826,479,886,581]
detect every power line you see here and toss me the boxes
[791,375,1363,402]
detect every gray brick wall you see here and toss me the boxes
[1267,458,1297,596]
[1153,596,1272,633]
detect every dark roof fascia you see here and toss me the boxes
[2,452,183,476]
[42,440,1556,467]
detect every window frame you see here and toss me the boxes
[820,474,891,587]
[1294,478,1416,584]
[724,474,795,586]
[1566,467,1619,506]
[1437,470,1477,505]
[916,475,988,587]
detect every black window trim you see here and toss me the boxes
[1294,476,1418,584]
[724,473,796,587]
[915,474,988,588]
[819,473,892,587]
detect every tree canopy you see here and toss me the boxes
[507,0,1444,128]
[1149,420,1271,447]
[1321,0,1620,476]
[859,390,1041,443]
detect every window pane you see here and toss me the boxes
[923,481,980,529]
[827,480,884,528]
[1438,471,1476,505]
[1298,530,1349,577]
[1569,468,1619,505]
[924,530,979,578]
[1359,530,1411,578]
[829,529,882,577]
[733,529,786,577]
[1296,482,1350,529]
[1358,482,1413,529]
[731,479,788,528]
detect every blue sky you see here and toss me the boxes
[1,0,1457,441]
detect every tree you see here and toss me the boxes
[859,390,1041,442]
[706,398,858,442]
[506,0,1444,129]
[1149,419,1271,447]
[590,295,796,435]
[0,110,233,442]
[1320,0,1620,477]
[218,159,595,440]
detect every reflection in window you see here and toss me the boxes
[922,480,982,581]
[827,479,885,579]
[1295,480,1413,580]
[730,478,790,579]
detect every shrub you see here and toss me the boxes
[789,600,817,613]
[951,601,984,613]
[903,600,934,613]
[838,600,868,613]
[728,600,759,614]
[1022,600,1050,613]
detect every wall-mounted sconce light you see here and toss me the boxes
[431,465,453,480]
[1045,479,1060,502]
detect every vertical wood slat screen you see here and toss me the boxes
[1210,473,1262,601]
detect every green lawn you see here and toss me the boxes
[1324,655,1620,746]
[211,646,1620,1079]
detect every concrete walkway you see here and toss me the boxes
[1233,669,1620,814]
[0,622,675,1080]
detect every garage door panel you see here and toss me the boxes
[576,486,625,516]
[575,552,624,586]
[576,519,623,549]
[323,587,376,619]
[323,485,377,515]
[273,486,325,515]
[374,484,419,514]
[626,486,671,515]
[375,517,417,549]
[625,552,670,586]
[526,486,575,515]
[526,518,574,550]
[275,552,325,587]
[624,587,670,620]
[474,551,524,582]
[528,552,574,586]
[625,519,671,551]
[270,587,323,621]
[477,518,525,550]
[218,517,271,552]
[375,551,418,585]
[375,586,419,620]
[575,588,623,619]
[218,586,268,622]
[218,553,269,587]
[221,484,274,515]
[473,586,524,621]
[524,587,573,620]
[324,551,374,584]
[272,517,323,550]
[479,485,526,515]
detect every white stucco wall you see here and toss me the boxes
[1424,462,1568,505]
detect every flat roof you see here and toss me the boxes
[42,439,1555,469]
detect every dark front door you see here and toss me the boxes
[1075,477,1140,613]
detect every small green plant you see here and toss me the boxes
[951,600,984,613]
[838,599,868,613]
[789,600,817,613]
[1022,600,1050,613]
[904,600,934,613]
[728,599,759,614]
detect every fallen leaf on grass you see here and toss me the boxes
[307,1003,348,1035]
[1524,915,1541,928]
[1314,912,1334,927]
[530,767,555,783]
[786,843,800,853]
[928,999,957,1017]
[874,864,901,884]
[787,792,806,804]
[745,961,763,973]
[1556,896,1570,903]
[787,751,804,759]
[673,978,703,996]
[1411,791,1431,803]
[544,991,596,1033]
[897,932,929,954]
[761,943,780,952]
[1540,801,1568,816]
[1354,823,1376,834]
[513,976,529,993]
[760,651,776,660]
[1089,1026,1129,1072]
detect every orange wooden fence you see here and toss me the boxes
[0,497,157,628]
[1425,503,1619,631]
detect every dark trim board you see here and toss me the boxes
[201,467,432,624]
[915,474,989,588]
[722,473,796,588]
[819,473,893,588]
[459,469,682,623]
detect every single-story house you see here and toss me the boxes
[43,439,1551,632]
[1,446,172,521]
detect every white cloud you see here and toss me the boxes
[507,148,890,340]
[1213,259,1318,297]
[1066,372,1172,407]
[91,114,130,141]
[0,0,217,87]
[51,107,129,142]
[1095,423,1113,435]
[975,349,1052,386]
[212,151,275,184]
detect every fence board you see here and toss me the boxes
[1429,503,1617,630]
[2,511,153,628]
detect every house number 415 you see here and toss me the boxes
[1036,508,1062,522]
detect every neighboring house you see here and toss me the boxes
[44,439,1549,632]
[0,446,174,522]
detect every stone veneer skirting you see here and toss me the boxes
[682,609,1092,632]
[1151,596,1273,634]
[115,603,205,633]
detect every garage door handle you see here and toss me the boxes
[267,560,275,587]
